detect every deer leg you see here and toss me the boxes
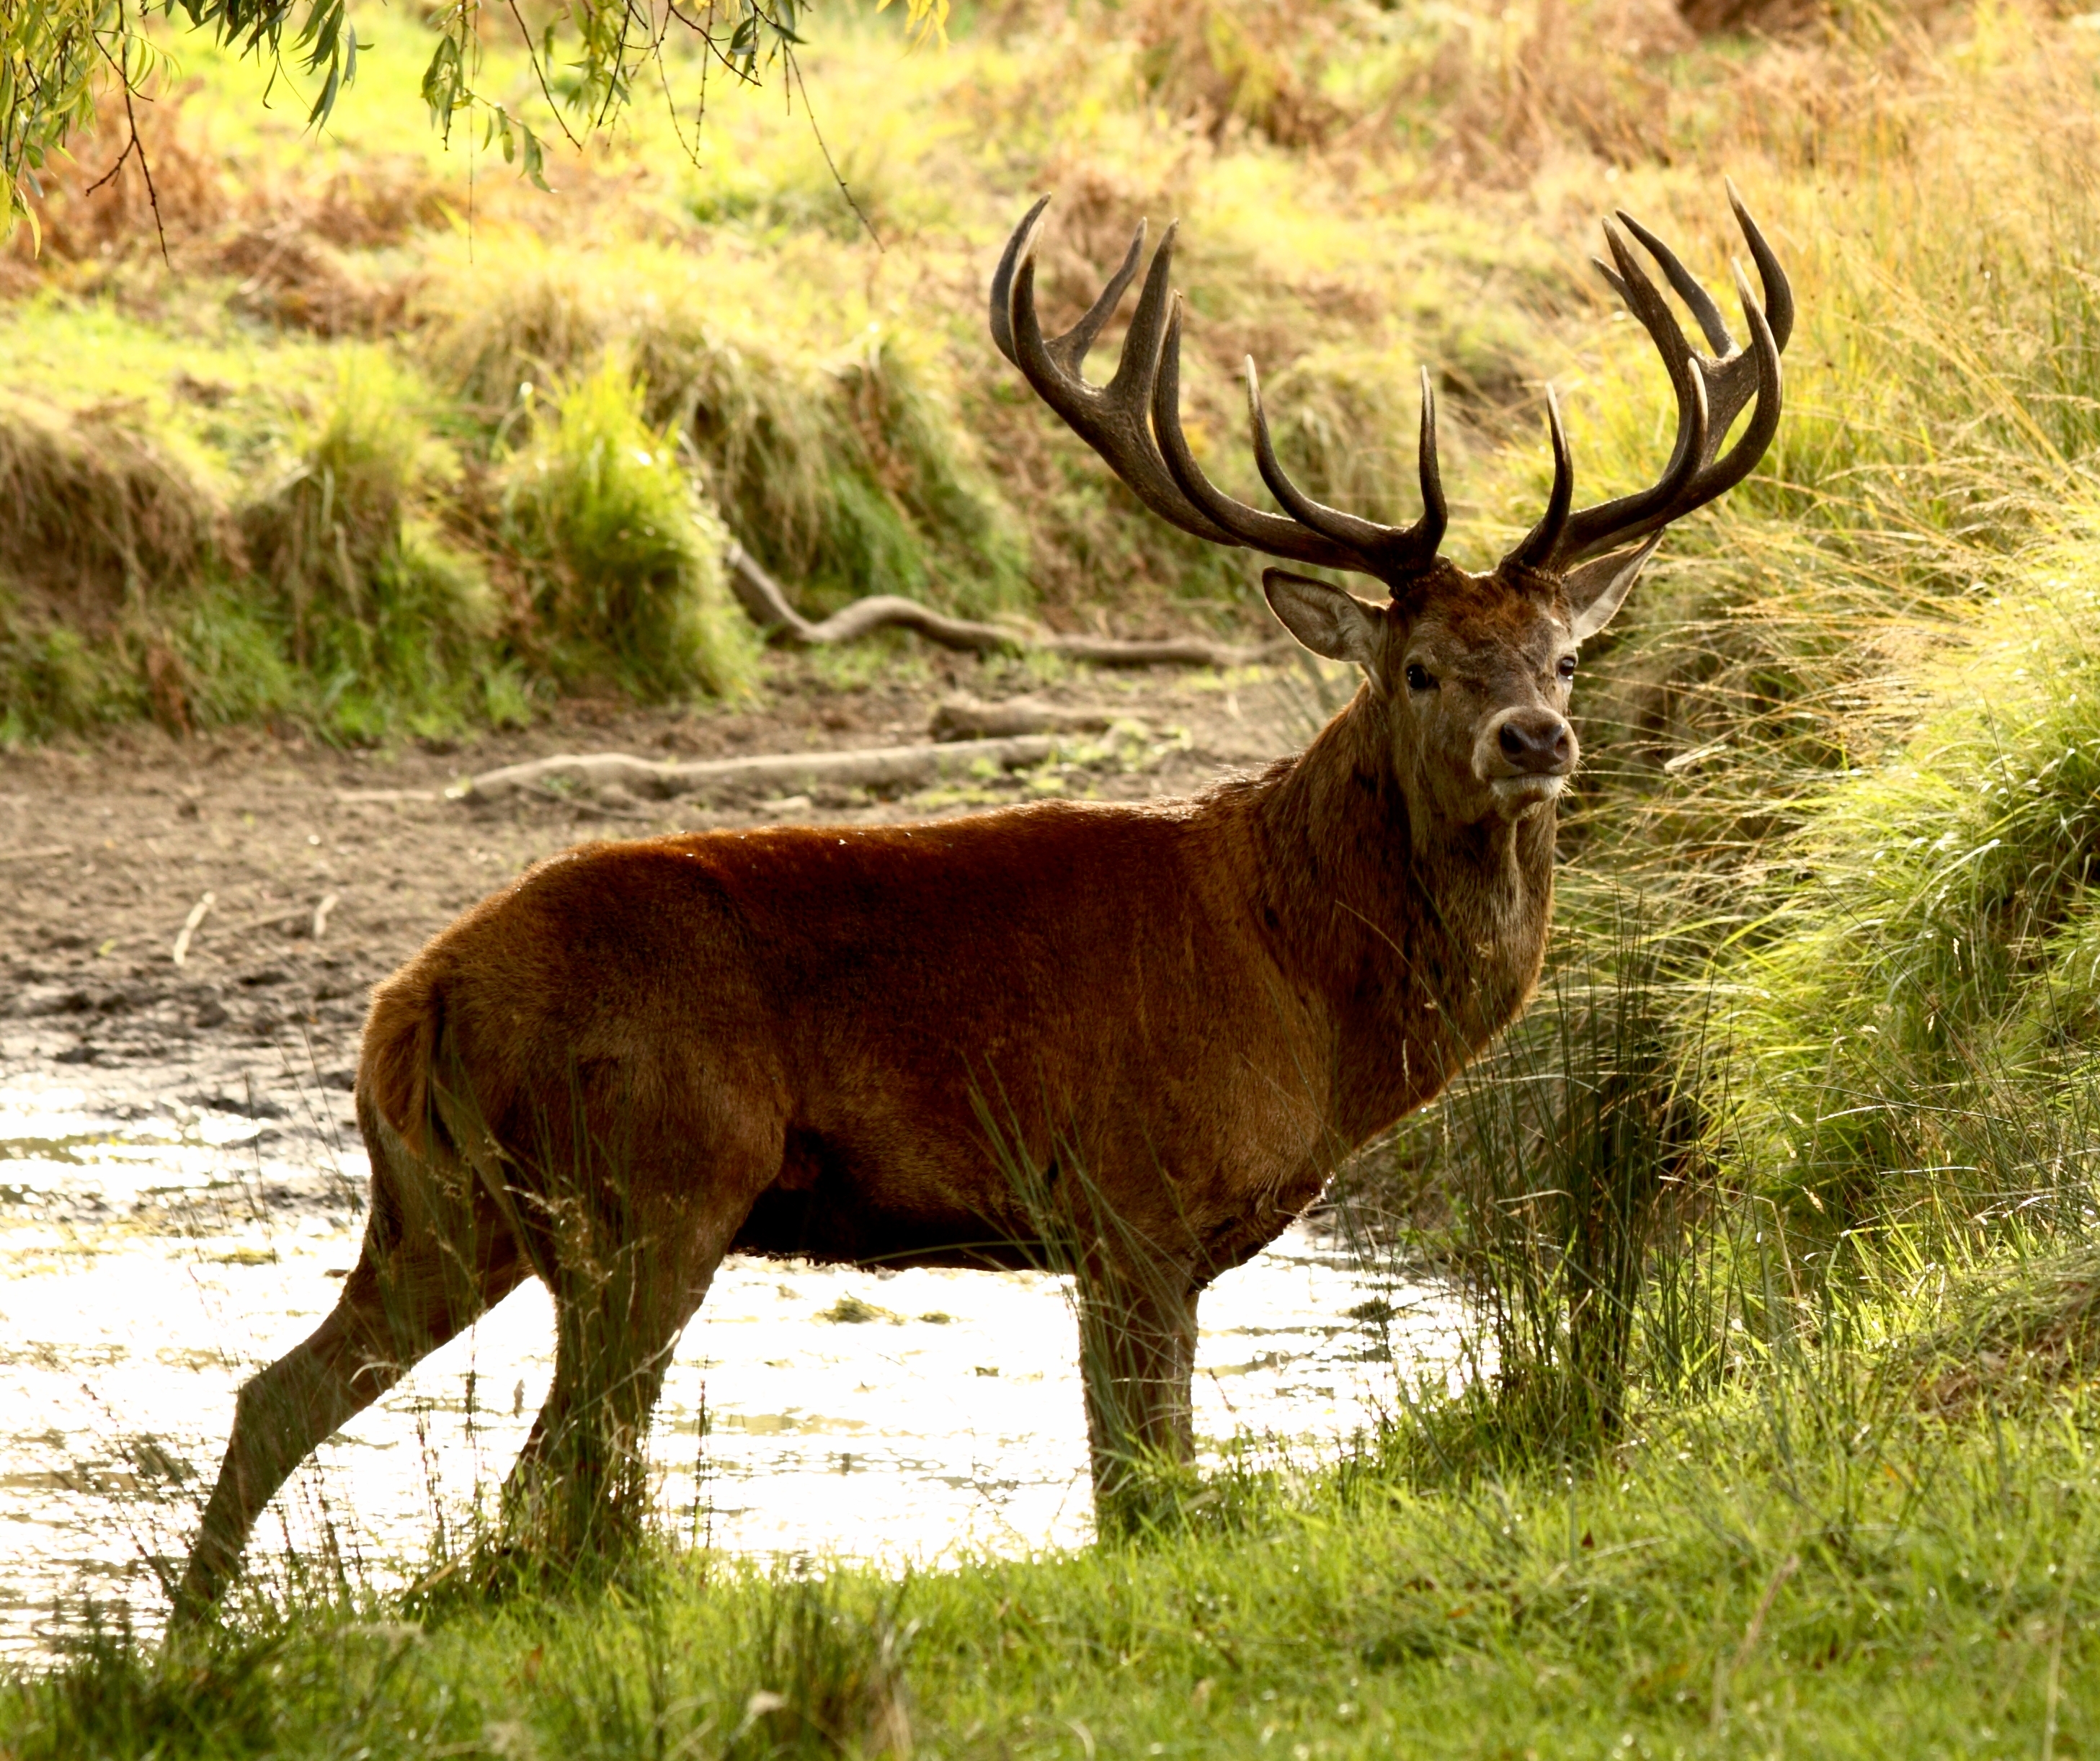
[497,1098,780,1559]
[177,1174,528,1613]
[499,1216,729,1558]
[1076,1262,1200,1519]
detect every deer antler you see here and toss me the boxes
[1508,184,1792,575]
[989,197,1447,590]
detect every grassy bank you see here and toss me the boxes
[13,0,2059,747]
[11,1299,2100,1758]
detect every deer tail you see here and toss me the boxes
[360,971,445,1161]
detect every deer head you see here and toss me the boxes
[990,192,1792,832]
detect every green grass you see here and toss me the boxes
[12,1308,2100,1759]
[1724,547,2100,1229]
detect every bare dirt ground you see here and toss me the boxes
[0,654,1320,1129]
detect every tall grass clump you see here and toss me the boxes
[0,396,223,740]
[1370,904,1719,1474]
[240,355,525,742]
[1729,540,2100,1232]
[499,360,758,702]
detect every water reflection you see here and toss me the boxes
[0,1074,1467,1655]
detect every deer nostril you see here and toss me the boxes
[1498,715,1573,772]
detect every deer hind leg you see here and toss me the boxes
[499,1229,718,1559]
[177,1095,528,1613]
[1076,1258,1201,1524]
[501,1105,783,1559]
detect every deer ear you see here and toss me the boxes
[1565,533,1663,643]
[1263,569,1384,668]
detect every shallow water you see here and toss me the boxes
[0,1069,1466,1657]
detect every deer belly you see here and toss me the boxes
[729,1126,1046,1272]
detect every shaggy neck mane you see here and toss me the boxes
[1211,683,1558,1141]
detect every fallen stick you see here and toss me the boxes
[724,542,1283,670]
[929,697,1139,741]
[0,844,74,863]
[311,893,339,940]
[448,735,1059,806]
[89,896,326,960]
[172,892,215,967]
[1046,633,1283,668]
[522,780,657,822]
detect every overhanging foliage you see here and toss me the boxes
[1,0,948,244]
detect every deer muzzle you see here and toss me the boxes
[1477,707,1578,805]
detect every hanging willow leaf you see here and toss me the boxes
[4,0,951,244]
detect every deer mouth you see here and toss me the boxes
[1488,772,1567,808]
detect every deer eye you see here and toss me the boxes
[1405,662,1436,692]
[1557,656,1578,682]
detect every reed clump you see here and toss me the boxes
[494,360,758,703]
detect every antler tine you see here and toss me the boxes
[1616,210,1733,355]
[1513,388,1576,569]
[1245,359,1442,572]
[988,194,1052,367]
[1729,179,1795,352]
[1147,299,1366,570]
[1053,220,1150,378]
[1415,367,1449,561]
[1102,223,1185,409]
[1605,221,1703,416]
[1694,260,1783,498]
[1003,206,1244,548]
[1512,194,1789,574]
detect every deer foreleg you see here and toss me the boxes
[1076,1263,1199,1521]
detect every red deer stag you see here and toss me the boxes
[179,190,1789,1605]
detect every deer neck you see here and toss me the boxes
[1238,686,1557,1136]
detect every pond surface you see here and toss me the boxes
[0,1065,1467,1657]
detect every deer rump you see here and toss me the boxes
[364,801,1338,1285]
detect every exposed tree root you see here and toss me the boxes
[724,541,1283,670]
[927,696,1140,741]
[448,735,1060,806]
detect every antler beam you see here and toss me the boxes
[1510,184,1792,574]
[990,198,1446,591]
